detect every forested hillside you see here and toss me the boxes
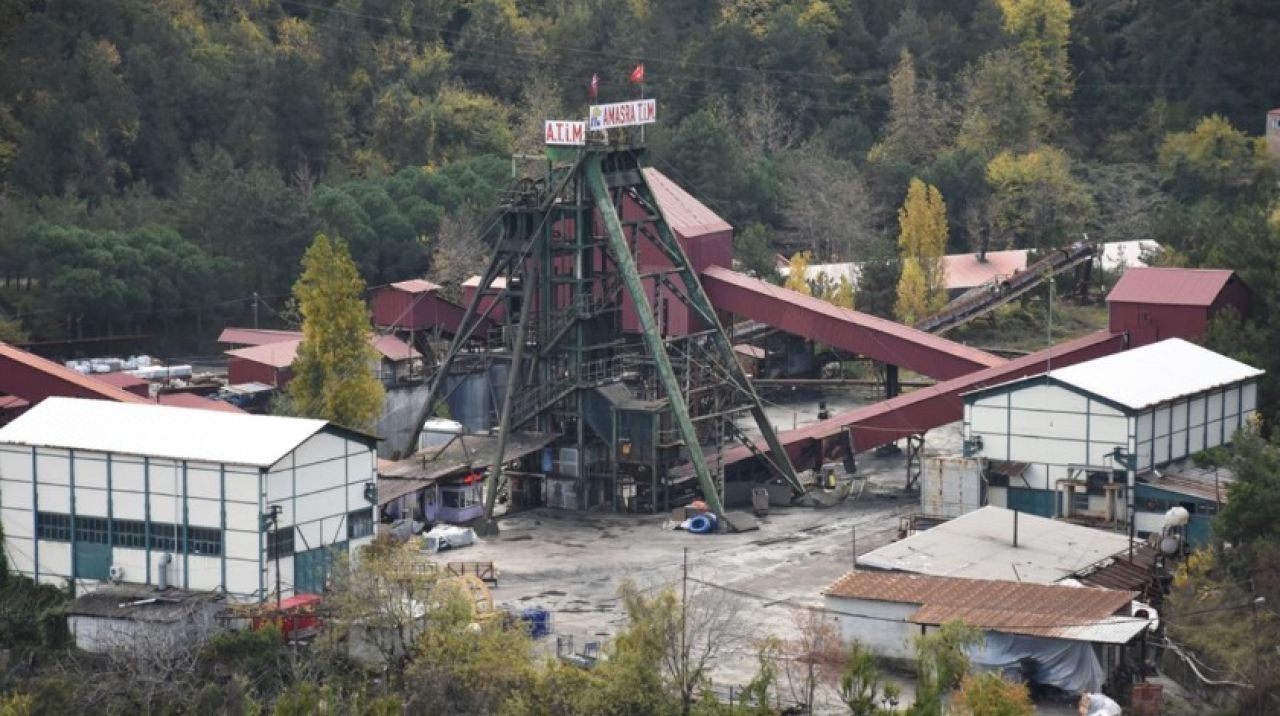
[0,0,1277,357]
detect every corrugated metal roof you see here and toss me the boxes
[1033,338,1262,411]
[93,372,148,390]
[1106,267,1236,306]
[0,396,329,467]
[216,328,303,346]
[0,342,151,404]
[642,167,733,238]
[388,278,441,294]
[825,571,1141,642]
[1139,470,1231,503]
[371,334,422,361]
[942,250,1028,291]
[858,506,1135,584]
[462,275,509,289]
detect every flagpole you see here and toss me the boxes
[639,80,646,144]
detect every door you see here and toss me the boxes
[294,542,347,595]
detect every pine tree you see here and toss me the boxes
[286,233,385,430]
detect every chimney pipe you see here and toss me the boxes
[1012,509,1019,548]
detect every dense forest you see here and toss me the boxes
[0,0,1277,360]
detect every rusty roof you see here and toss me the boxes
[1106,267,1237,306]
[642,167,732,238]
[825,571,1138,640]
[93,372,148,390]
[155,392,245,414]
[228,334,419,368]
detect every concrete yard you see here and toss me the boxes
[431,389,967,711]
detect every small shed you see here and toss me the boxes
[1134,462,1233,548]
[823,571,1147,693]
[964,339,1262,527]
[225,334,421,388]
[66,584,224,654]
[1107,267,1250,346]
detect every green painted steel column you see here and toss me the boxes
[106,454,114,568]
[584,156,726,518]
[69,449,76,583]
[144,456,151,585]
[634,172,802,495]
[220,465,227,593]
[30,447,38,583]
[182,461,190,589]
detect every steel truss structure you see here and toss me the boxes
[409,145,802,523]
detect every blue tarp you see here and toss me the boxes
[966,632,1105,693]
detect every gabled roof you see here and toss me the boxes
[155,392,246,414]
[227,335,419,368]
[1106,267,1237,307]
[387,278,441,294]
[1037,338,1260,411]
[462,275,509,289]
[642,167,733,238]
[0,396,333,467]
[825,571,1139,641]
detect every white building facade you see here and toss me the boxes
[0,397,377,600]
[963,339,1261,532]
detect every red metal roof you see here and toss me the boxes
[825,571,1136,639]
[216,327,303,346]
[93,372,149,390]
[701,266,1006,380]
[388,278,441,294]
[675,329,1125,476]
[642,167,733,238]
[228,334,419,368]
[155,392,246,413]
[0,395,29,410]
[0,342,151,404]
[943,250,1028,291]
[1106,267,1235,307]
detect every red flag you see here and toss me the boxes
[589,73,599,99]
[629,63,645,84]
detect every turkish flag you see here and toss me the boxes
[629,63,644,84]
[589,73,599,99]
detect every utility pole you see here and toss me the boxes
[264,504,282,607]
[681,546,689,712]
[252,291,260,329]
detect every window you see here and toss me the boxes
[187,527,223,557]
[151,522,181,553]
[267,527,295,559]
[1072,491,1090,512]
[347,509,374,540]
[36,512,70,541]
[75,516,109,544]
[113,519,148,549]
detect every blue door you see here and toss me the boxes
[74,542,111,581]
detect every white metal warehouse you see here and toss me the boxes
[962,338,1262,533]
[0,397,378,600]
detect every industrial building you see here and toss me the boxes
[1107,267,1250,345]
[221,329,421,388]
[961,338,1261,530]
[0,397,377,599]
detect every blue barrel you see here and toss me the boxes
[687,513,718,534]
[520,607,552,638]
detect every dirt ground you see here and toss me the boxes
[429,387,967,712]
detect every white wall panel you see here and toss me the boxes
[289,432,348,470]
[295,487,345,525]
[1243,382,1258,413]
[186,464,223,500]
[187,498,223,528]
[36,540,71,578]
[225,470,259,503]
[1136,412,1153,445]
[75,488,108,516]
[2,506,32,538]
[1224,387,1240,418]
[112,459,145,493]
[1010,409,1087,441]
[113,491,145,520]
[225,530,260,563]
[1189,428,1206,454]
[225,502,260,534]
[186,556,222,591]
[1088,414,1129,444]
[1010,384,1087,411]
[37,484,69,512]
[35,450,69,486]
[295,520,323,552]
[75,452,108,489]
[5,534,34,573]
[347,452,374,483]
[1171,400,1188,432]
[1008,436,1087,466]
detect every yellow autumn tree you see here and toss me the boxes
[784,251,813,296]
[995,0,1074,102]
[896,178,948,319]
[895,258,929,325]
[825,274,855,310]
[287,233,385,430]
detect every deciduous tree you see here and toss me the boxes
[895,179,948,319]
[985,148,1095,250]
